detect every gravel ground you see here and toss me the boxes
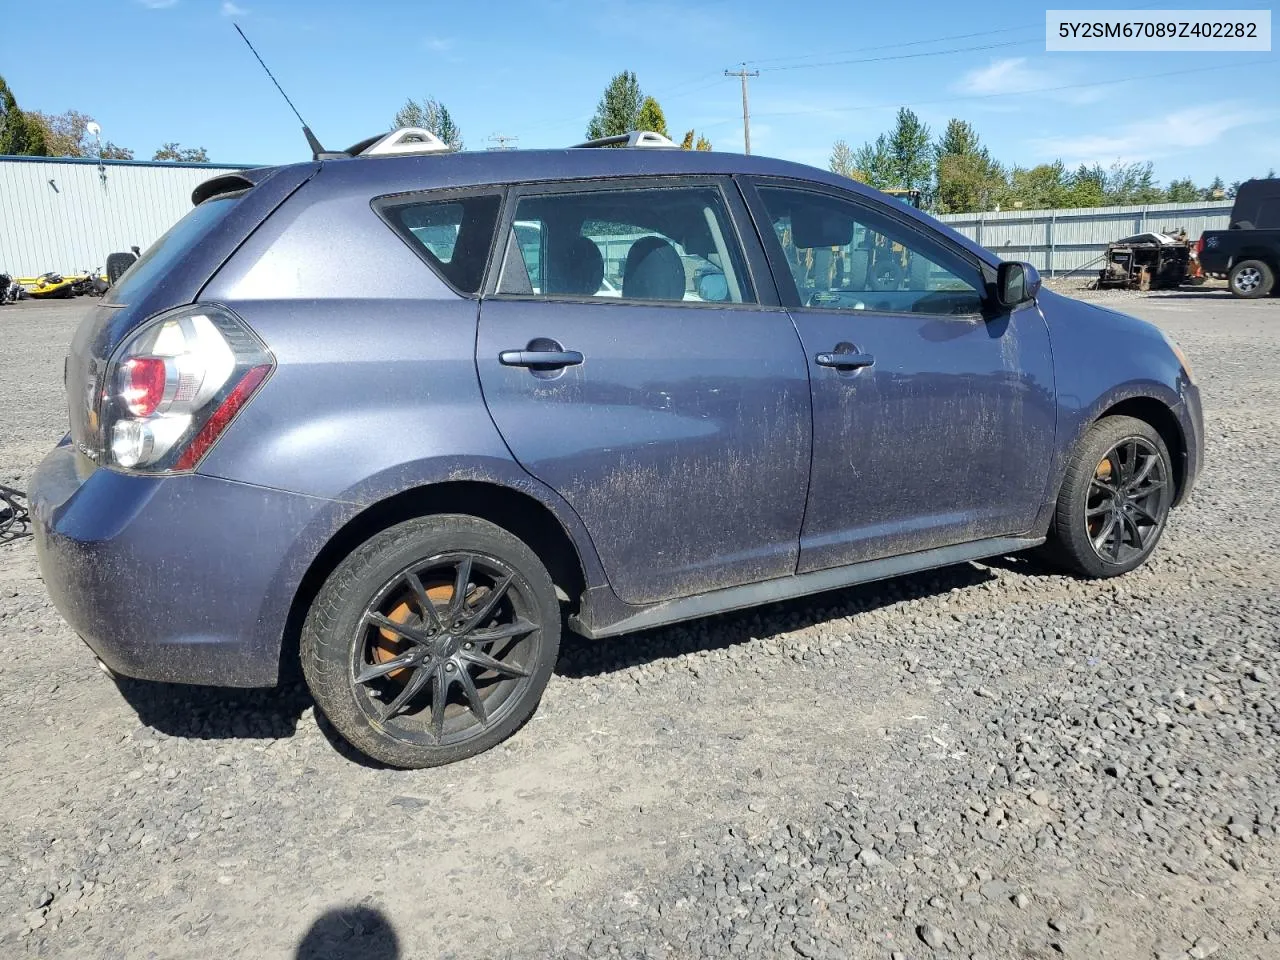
[1,291,1277,960]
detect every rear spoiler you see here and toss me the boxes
[191,165,282,206]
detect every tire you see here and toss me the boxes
[1044,415,1175,579]
[105,252,137,285]
[1227,259,1274,299]
[301,515,561,768]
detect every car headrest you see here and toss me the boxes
[622,236,685,301]
[547,236,605,296]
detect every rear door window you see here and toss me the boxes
[495,185,755,304]
[379,192,502,295]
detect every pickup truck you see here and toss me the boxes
[1197,177,1280,298]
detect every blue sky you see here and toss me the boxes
[5,0,1276,186]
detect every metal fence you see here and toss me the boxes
[0,155,249,278]
[937,200,1233,276]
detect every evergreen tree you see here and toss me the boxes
[0,76,48,156]
[586,71,643,141]
[393,97,464,151]
[635,96,669,138]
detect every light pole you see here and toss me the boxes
[87,121,106,186]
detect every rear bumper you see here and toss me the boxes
[31,440,341,687]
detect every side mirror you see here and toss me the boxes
[696,271,729,302]
[996,261,1040,308]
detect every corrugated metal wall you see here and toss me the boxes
[0,156,247,278]
[937,200,1234,275]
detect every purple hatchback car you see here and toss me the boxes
[31,129,1203,767]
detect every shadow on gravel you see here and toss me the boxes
[296,905,400,959]
[556,559,998,678]
[113,676,313,741]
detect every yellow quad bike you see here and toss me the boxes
[21,273,77,299]
[19,271,108,299]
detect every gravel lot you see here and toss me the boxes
[1,291,1277,960]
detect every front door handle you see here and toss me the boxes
[499,349,584,368]
[815,351,875,370]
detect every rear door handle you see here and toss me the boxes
[499,349,584,368]
[815,351,875,370]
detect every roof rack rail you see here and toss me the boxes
[571,130,679,150]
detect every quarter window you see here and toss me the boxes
[381,193,501,295]
[497,186,755,304]
[757,185,985,316]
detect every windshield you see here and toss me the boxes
[105,194,242,304]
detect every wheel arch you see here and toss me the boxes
[1093,396,1189,502]
[278,480,595,680]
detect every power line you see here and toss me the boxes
[749,26,1039,67]
[699,57,1274,126]
[725,64,760,154]
[740,0,1175,69]
[761,38,1035,73]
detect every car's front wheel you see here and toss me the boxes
[1044,415,1175,578]
[301,515,560,768]
[1227,259,1274,298]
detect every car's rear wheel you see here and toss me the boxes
[1227,259,1274,298]
[1044,415,1175,578]
[301,515,560,768]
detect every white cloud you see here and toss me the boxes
[220,1,246,15]
[423,36,454,52]
[136,0,178,7]
[955,57,1046,95]
[1033,103,1259,165]
[953,57,1104,106]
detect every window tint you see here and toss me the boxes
[382,193,501,295]
[497,186,754,304]
[757,186,984,316]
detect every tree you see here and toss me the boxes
[936,153,1006,214]
[829,139,860,179]
[586,71,643,141]
[635,96,669,138]
[681,129,713,151]
[153,143,210,162]
[0,75,48,155]
[932,119,1004,213]
[1166,177,1199,203]
[934,118,982,163]
[1202,176,1226,200]
[888,108,933,192]
[1067,163,1107,207]
[852,135,895,189]
[100,142,134,160]
[1003,162,1072,210]
[848,108,933,193]
[29,109,97,157]
[393,97,463,151]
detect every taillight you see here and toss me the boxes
[98,304,273,473]
[1195,236,1205,255]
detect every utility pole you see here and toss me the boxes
[724,63,759,155]
[487,133,518,151]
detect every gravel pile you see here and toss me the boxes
[1,294,1277,959]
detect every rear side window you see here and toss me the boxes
[496,186,755,305]
[106,194,241,304]
[380,193,501,295]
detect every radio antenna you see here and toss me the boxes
[232,23,332,159]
